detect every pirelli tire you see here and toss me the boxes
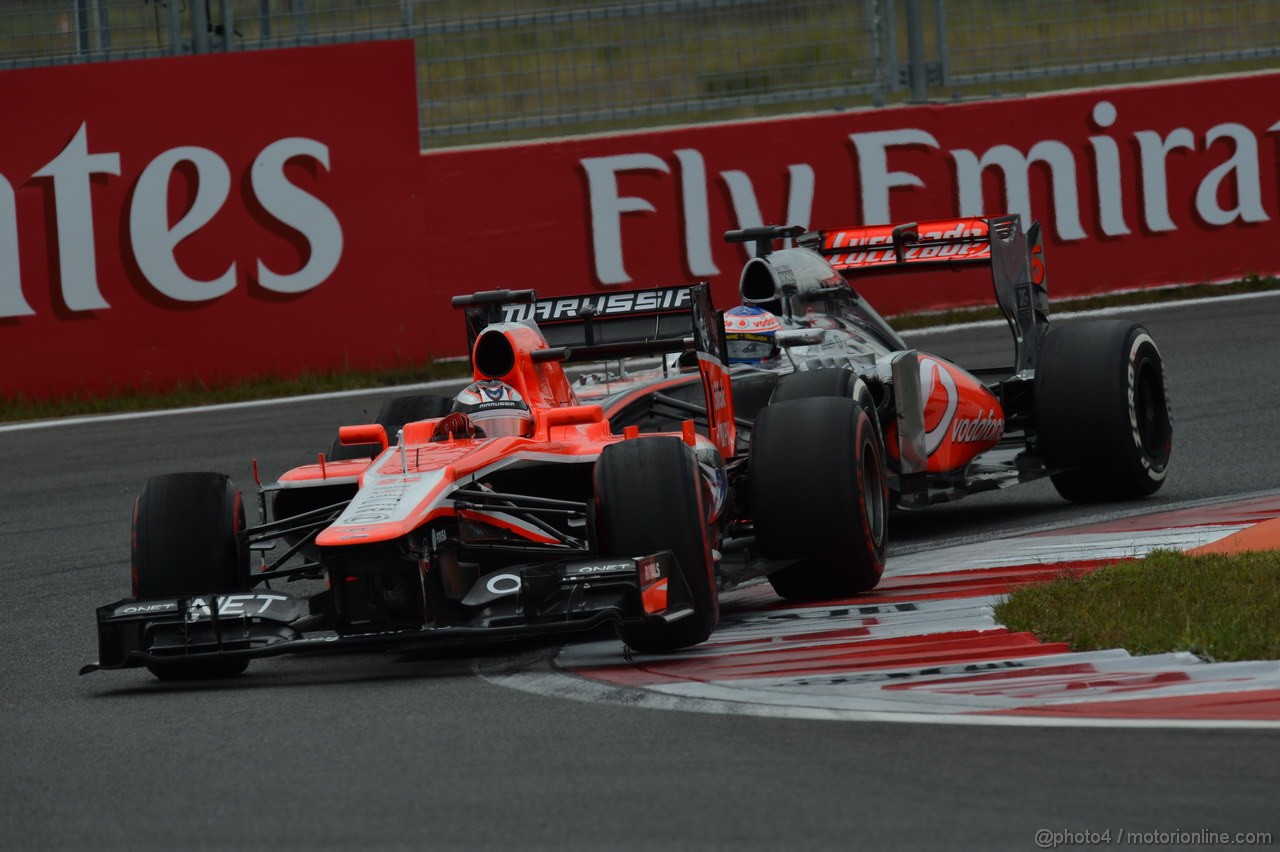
[771,366,866,405]
[596,437,719,653]
[1034,319,1173,502]
[752,396,888,600]
[131,472,252,680]
[327,394,455,461]
[770,366,881,441]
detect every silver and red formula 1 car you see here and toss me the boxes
[572,213,1172,508]
[84,283,889,679]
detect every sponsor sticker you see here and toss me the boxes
[501,288,692,323]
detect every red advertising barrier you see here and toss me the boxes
[4,50,1279,400]
[423,70,1280,335]
[1,41,431,399]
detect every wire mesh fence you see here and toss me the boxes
[940,0,1280,92]
[2,0,1277,147]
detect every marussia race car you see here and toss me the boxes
[84,281,886,680]
[82,214,1172,680]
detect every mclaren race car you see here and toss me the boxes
[573,214,1172,508]
[84,283,888,680]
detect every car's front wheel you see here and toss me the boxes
[751,396,887,599]
[132,472,252,680]
[596,437,718,652]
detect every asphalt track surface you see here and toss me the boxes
[4,297,1280,851]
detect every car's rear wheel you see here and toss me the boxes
[596,437,718,652]
[752,397,887,599]
[769,366,881,441]
[771,367,868,407]
[132,472,252,680]
[1035,320,1173,502]
[327,394,454,461]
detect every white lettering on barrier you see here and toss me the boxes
[252,137,344,294]
[952,140,1085,241]
[0,173,26,317]
[31,122,120,312]
[674,149,719,278]
[130,145,236,302]
[584,149,815,285]
[721,163,814,260]
[849,128,939,226]
[580,100,1278,284]
[582,152,670,285]
[0,122,343,318]
[1089,101,1130,237]
[1196,122,1269,227]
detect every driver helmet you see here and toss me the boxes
[723,305,782,364]
[452,380,533,438]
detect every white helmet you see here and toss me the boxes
[452,380,533,438]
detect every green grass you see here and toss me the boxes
[994,549,1280,662]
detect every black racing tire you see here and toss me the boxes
[771,367,862,404]
[1035,320,1173,502]
[327,394,454,460]
[132,472,252,680]
[596,437,718,652]
[769,367,881,442]
[752,397,888,599]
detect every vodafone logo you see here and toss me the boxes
[918,357,1006,455]
[918,357,958,456]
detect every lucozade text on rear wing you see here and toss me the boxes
[799,214,1049,375]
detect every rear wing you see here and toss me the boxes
[451,284,737,456]
[810,217,996,272]
[453,285,726,362]
[801,214,1050,374]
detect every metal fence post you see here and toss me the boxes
[883,0,899,95]
[192,0,211,54]
[75,0,90,55]
[935,0,949,90]
[867,0,887,106]
[168,0,185,55]
[906,0,927,102]
[94,1,111,54]
[220,0,236,51]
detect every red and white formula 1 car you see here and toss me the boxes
[84,283,888,680]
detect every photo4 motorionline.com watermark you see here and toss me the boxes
[1035,828,1273,848]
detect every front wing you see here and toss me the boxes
[82,551,690,674]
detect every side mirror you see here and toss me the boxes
[338,424,389,451]
[775,328,824,348]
